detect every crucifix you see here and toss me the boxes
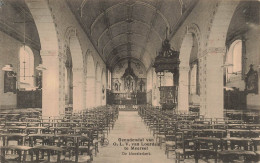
[157,72,164,87]
[23,58,26,80]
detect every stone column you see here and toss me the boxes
[178,67,190,112]
[86,76,96,108]
[152,69,160,106]
[41,50,61,117]
[73,68,85,112]
[95,80,101,106]
[101,84,106,106]
[204,49,224,119]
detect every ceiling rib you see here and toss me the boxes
[10,2,34,22]
[90,0,170,36]
[97,19,163,47]
[105,40,154,59]
[139,0,164,61]
[126,2,133,57]
[98,0,117,59]
[90,2,125,35]
[65,0,107,63]
[135,1,170,28]
[79,0,88,17]
[102,32,155,55]
[107,43,153,59]
[66,0,197,70]
[108,49,141,65]
[111,56,147,70]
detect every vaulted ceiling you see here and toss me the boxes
[67,0,197,70]
[0,0,40,50]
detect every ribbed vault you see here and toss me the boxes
[67,0,197,70]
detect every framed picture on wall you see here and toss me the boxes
[4,71,16,94]
[245,64,258,94]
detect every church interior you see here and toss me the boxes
[0,0,260,162]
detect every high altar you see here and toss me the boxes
[108,59,147,108]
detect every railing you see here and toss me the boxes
[107,92,146,105]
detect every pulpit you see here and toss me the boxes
[159,86,177,110]
[153,31,180,111]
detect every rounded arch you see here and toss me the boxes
[64,27,85,112]
[64,48,73,106]
[95,62,102,82]
[85,53,96,108]
[179,33,193,69]
[188,23,201,58]
[86,53,95,77]
[25,0,61,117]
[206,1,240,48]
[95,63,102,106]
[146,68,153,91]
[146,68,153,105]
[202,1,240,119]
[101,68,106,106]
[64,27,84,69]
[178,24,201,112]
[179,23,201,69]
[25,0,59,52]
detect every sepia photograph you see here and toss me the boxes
[0,0,259,162]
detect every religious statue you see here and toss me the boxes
[245,64,258,94]
[115,83,118,91]
[114,81,121,91]
[125,76,133,91]
[139,79,145,92]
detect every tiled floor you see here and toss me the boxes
[93,111,175,163]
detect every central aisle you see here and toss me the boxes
[93,111,174,163]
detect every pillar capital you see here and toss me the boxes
[58,52,67,61]
[86,75,95,79]
[202,47,226,57]
[72,68,84,72]
[40,50,59,57]
[179,66,190,72]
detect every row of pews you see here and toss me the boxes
[138,106,260,162]
[0,106,119,163]
[225,109,260,123]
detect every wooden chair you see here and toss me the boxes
[175,131,196,163]
[33,145,64,162]
[0,145,32,163]
[165,126,176,158]
[218,149,256,162]
[219,136,256,162]
[194,137,221,162]
[156,122,166,149]
[252,138,260,162]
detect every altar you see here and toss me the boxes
[108,59,147,109]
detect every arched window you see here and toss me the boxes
[226,40,242,82]
[232,41,242,73]
[19,46,34,89]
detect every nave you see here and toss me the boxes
[2,107,260,163]
[0,0,260,162]
[93,111,174,163]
